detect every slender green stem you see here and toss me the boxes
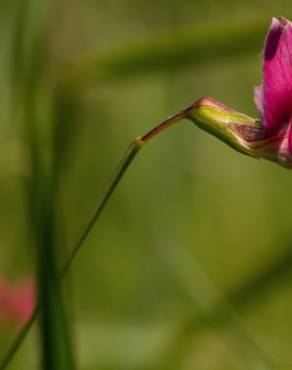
[62,102,198,276]
[0,104,189,370]
[60,138,144,278]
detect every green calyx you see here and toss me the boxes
[186,98,260,158]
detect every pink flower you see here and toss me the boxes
[253,16,292,166]
[187,17,292,168]
[0,277,35,325]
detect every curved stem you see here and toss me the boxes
[60,137,144,278]
[0,104,189,370]
[140,102,196,143]
[0,307,39,369]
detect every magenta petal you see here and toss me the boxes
[261,17,292,134]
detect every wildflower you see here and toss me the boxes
[187,17,292,168]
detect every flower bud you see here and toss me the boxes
[187,97,265,158]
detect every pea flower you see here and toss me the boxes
[186,16,292,168]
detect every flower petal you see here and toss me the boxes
[261,17,292,134]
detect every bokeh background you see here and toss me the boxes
[1,0,292,369]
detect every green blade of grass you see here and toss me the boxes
[159,243,273,370]
[155,235,292,369]
[35,179,74,370]
[10,0,74,369]
[59,17,267,90]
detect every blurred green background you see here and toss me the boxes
[1,0,292,369]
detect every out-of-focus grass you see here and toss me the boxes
[8,0,74,369]
[60,17,267,89]
[1,0,292,370]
